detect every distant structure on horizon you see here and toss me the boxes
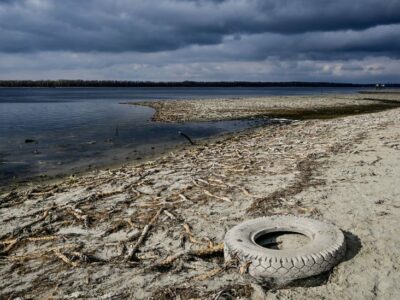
[375,84,386,89]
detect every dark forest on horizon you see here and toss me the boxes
[1,80,398,88]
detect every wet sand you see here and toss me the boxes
[1,92,400,299]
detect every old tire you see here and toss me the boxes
[224,215,346,282]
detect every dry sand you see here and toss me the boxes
[1,93,400,299]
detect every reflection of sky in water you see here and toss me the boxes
[0,87,362,183]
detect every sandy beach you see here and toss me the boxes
[1,92,400,299]
[133,93,400,122]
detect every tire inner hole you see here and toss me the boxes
[255,231,310,250]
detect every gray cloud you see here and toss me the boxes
[0,0,399,81]
[1,0,400,53]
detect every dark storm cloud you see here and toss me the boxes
[216,25,400,61]
[0,0,399,55]
[0,0,399,82]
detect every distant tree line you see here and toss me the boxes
[0,80,398,88]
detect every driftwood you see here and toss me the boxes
[4,244,80,263]
[180,223,206,245]
[163,210,177,220]
[178,131,195,145]
[124,207,164,262]
[149,243,224,269]
[204,190,232,202]
[3,93,394,297]
[67,207,90,228]
[53,249,79,267]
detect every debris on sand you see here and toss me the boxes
[130,93,400,122]
[1,93,400,299]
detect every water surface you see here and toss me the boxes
[0,87,364,185]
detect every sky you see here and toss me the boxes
[0,0,399,83]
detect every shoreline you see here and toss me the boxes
[0,140,189,194]
[0,90,400,195]
[3,91,399,193]
[129,92,400,123]
[9,89,398,194]
[1,93,400,298]
[0,117,278,194]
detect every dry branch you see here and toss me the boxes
[203,190,232,202]
[67,207,90,228]
[164,210,177,220]
[150,243,224,269]
[53,250,79,267]
[181,223,205,245]
[5,244,81,262]
[124,207,164,261]
[178,194,189,201]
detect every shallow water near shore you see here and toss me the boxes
[0,87,365,185]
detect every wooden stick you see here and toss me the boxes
[240,187,251,196]
[137,199,186,208]
[197,178,209,185]
[182,223,205,245]
[1,235,59,248]
[178,194,189,201]
[3,239,19,253]
[190,178,201,187]
[163,210,176,220]
[191,268,222,281]
[53,250,79,267]
[124,207,164,262]
[5,244,80,262]
[149,243,224,268]
[28,236,59,242]
[178,131,195,145]
[68,207,90,228]
[204,190,232,202]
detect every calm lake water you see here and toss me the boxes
[0,87,364,185]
